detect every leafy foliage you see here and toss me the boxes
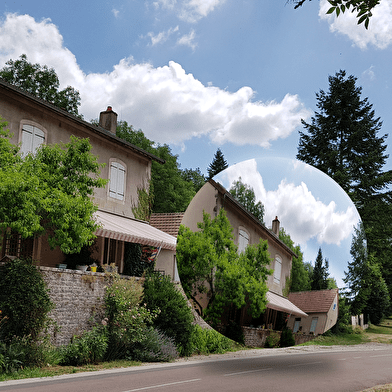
[291,0,380,28]
[130,327,179,362]
[279,228,310,292]
[189,325,234,355]
[0,54,81,115]
[177,209,272,327]
[207,148,228,180]
[0,124,106,254]
[143,273,195,356]
[59,327,108,366]
[116,121,196,213]
[181,167,206,194]
[229,177,265,223]
[104,274,157,360]
[0,258,53,342]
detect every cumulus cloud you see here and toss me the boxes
[112,9,120,18]
[319,0,392,49]
[0,13,310,147]
[154,0,227,22]
[218,159,358,247]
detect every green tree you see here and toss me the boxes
[207,148,228,180]
[291,0,379,28]
[311,248,330,290]
[344,223,390,323]
[115,121,195,213]
[229,177,265,224]
[279,228,310,292]
[0,54,81,116]
[181,167,206,194]
[0,122,106,253]
[297,70,392,292]
[177,209,272,327]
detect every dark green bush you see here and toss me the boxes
[0,342,23,373]
[130,327,179,362]
[224,321,244,344]
[0,258,53,342]
[143,273,195,356]
[60,327,108,366]
[280,328,295,347]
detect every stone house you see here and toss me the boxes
[155,179,307,331]
[0,78,176,275]
[287,289,339,335]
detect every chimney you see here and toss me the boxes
[272,216,280,236]
[99,106,118,135]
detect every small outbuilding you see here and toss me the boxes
[287,289,339,336]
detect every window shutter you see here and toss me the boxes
[109,162,125,200]
[273,256,282,284]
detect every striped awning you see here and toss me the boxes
[266,291,308,317]
[94,210,177,251]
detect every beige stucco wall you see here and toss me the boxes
[0,86,151,219]
[181,181,293,303]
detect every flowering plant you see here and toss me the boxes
[104,274,158,359]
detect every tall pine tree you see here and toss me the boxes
[207,148,228,180]
[311,248,330,291]
[297,70,392,296]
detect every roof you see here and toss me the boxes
[0,78,164,164]
[94,210,177,251]
[149,213,184,237]
[209,179,298,259]
[288,289,339,314]
[266,291,308,317]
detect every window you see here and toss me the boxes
[310,317,318,334]
[21,125,45,156]
[238,229,249,254]
[1,230,34,259]
[293,318,301,333]
[109,161,126,200]
[273,255,282,284]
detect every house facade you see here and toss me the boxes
[287,289,339,335]
[0,78,176,275]
[180,179,307,330]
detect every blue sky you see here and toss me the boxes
[1,0,391,287]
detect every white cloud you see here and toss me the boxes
[154,0,227,22]
[319,0,392,49]
[177,29,197,50]
[218,159,358,247]
[112,9,120,18]
[146,25,179,45]
[0,13,310,147]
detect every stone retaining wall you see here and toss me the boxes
[242,326,316,347]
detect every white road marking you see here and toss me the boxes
[123,378,202,391]
[224,368,272,376]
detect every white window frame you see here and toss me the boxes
[19,122,46,156]
[273,255,282,284]
[238,228,249,254]
[109,160,126,201]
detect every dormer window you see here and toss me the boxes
[21,124,45,156]
[109,161,126,200]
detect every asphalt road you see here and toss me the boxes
[1,344,392,392]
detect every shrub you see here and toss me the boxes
[280,328,295,347]
[104,274,156,360]
[0,258,53,342]
[0,341,23,373]
[189,325,234,355]
[224,321,244,344]
[143,273,195,356]
[265,332,280,348]
[60,327,108,366]
[130,327,179,362]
